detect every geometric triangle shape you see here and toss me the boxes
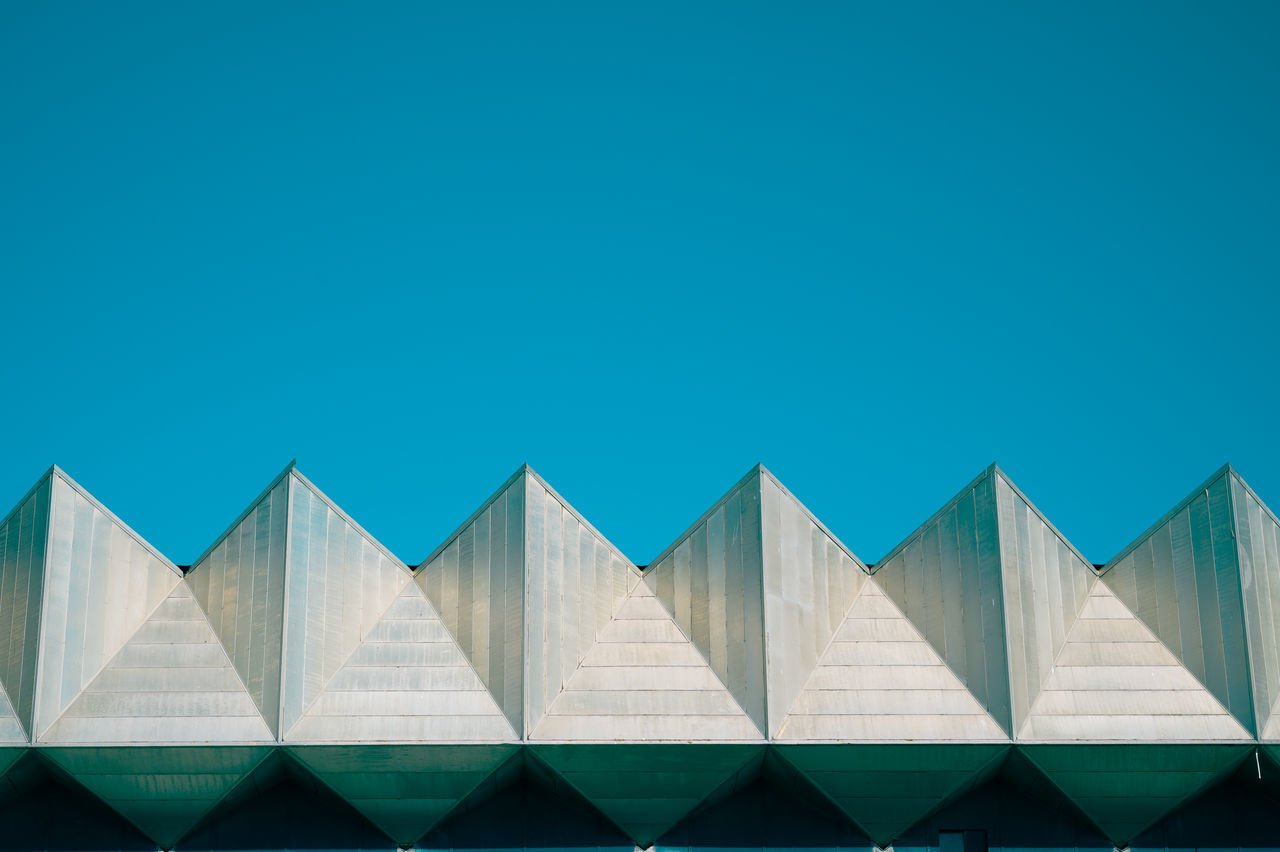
[1229,470,1280,740]
[0,684,27,746]
[531,580,763,741]
[872,466,1013,736]
[0,470,52,741]
[416,753,632,850]
[417,467,528,736]
[35,469,183,740]
[41,583,274,744]
[776,578,1008,742]
[644,466,768,737]
[277,469,413,738]
[658,754,873,849]
[288,744,519,846]
[520,471,638,738]
[1266,695,1280,741]
[418,466,637,738]
[176,754,391,851]
[774,743,1008,847]
[1101,465,1255,733]
[186,464,290,738]
[1019,577,1255,742]
[0,756,156,850]
[1018,743,1252,847]
[528,743,763,847]
[758,469,868,738]
[41,745,273,849]
[991,469,1097,734]
[286,580,517,743]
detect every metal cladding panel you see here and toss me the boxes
[775,743,1008,847]
[0,689,24,744]
[530,743,763,846]
[42,745,272,849]
[280,472,411,738]
[1101,469,1255,733]
[187,470,289,738]
[993,472,1094,733]
[418,470,525,735]
[758,471,867,738]
[531,580,763,741]
[41,583,274,744]
[287,581,517,743]
[36,471,182,740]
[775,578,1007,742]
[523,472,636,737]
[644,468,768,735]
[1231,474,1280,740]
[288,744,519,845]
[873,469,1012,734]
[1019,743,1253,846]
[1019,578,1254,742]
[0,472,50,740]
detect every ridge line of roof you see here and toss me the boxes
[50,466,182,577]
[289,467,408,574]
[990,465,1096,574]
[189,460,297,571]
[1099,462,1233,574]
[645,464,765,570]
[0,464,56,531]
[418,464,529,569]
[523,466,638,574]
[756,465,868,573]
[872,463,997,572]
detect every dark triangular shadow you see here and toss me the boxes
[420,751,632,850]
[178,752,388,850]
[1132,749,1280,849]
[0,752,153,850]
[893,751,1113,851]
[657,750,871,848]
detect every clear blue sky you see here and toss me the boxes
[2,2,1277,568]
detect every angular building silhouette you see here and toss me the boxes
[0,461,1277,851]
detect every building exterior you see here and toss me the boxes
[0,461,1278,852]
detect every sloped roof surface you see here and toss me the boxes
[0,460,1276,848]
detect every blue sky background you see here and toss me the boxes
[1,2,1277,568]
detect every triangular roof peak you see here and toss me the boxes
[644,464,865,572]
[872,464,1092,575]
[419,464,636,573]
